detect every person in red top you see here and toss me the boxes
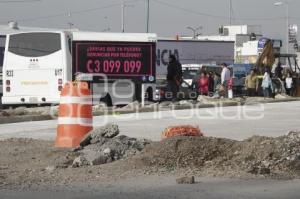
[197,71,209,96]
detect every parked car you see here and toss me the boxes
[155,79,197,101]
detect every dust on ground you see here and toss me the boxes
[1,131,300,190]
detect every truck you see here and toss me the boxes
[156,39,235,79]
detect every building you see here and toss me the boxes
[197,25,263,62]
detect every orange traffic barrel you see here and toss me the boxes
[55,82,93,148]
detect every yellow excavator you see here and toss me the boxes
[255,39,300,96]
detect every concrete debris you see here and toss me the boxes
[80,124,120,147]
[74,124,151,167]
[176,176,195,184]
[72,156,90,168]
[275,94,291,99]
[91,123,120,139]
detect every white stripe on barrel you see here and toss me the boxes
[60,96,93,105]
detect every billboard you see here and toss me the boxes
[289,24,298,44]
[156,40,234,77]
[72,41,156,83]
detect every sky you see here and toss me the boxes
[0,0,300,42]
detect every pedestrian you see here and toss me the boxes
[166,54,182,101]
[285,72,293,96]
[213,73,221,92]
[275,62,283,80]
[245,69,259,97]
[208,72,215,96]
[227,76,234,98]
[197,71,209,96]
[261,69,273,98]
[221,63,231,97]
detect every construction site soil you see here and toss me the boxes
[1,132,300,190]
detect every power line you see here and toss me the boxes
[0,0,41,3]
[152,0,293,22]
[152,0,226,19]
[1,0,140,23]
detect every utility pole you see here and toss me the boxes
[229,0,232,25]
[121,3,125,33]
[121,1,134,33]
[146,0,150,33]
[274,1,290,54]
[286,1,290,54]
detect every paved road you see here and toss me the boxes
[0,101,299,141]
[1,177,300,199]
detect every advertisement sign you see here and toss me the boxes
[257,38,270,50]
[156,40,234,77]
[73,41,156,83]
[289,24,298,43]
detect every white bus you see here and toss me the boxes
[2,31,157,105]
[2,31,72,104]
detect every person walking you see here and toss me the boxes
[285,72,293,96]
[275,62,283,80]
[197,71,209,96]
[261,69,273,98]
[166,54,182,101]
[208,72,215,96]
[221,63,231,97]
[245,69,259,97]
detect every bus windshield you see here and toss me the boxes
[8,32,61,57]
[0,36,5,67]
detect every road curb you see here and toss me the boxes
[1,98,300,124]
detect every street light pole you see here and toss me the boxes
[121,2,134,33]
[121,3,125,33]
[187,26,203,39]
[274,1,290,54]
[146,0,150,33]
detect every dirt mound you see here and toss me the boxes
[132,132,300,177]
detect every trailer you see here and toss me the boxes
[156,39,235,78]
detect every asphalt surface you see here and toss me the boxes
[0,101,299,141]
[1,177,300,199]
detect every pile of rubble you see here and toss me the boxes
[133,131,300,178]
[72,124,150,167]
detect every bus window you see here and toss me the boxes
[8,32,61,57]
[0,36,5,67]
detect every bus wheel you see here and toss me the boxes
[100,94,113,107]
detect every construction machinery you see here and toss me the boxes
[255,39,300,96]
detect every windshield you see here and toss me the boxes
[0,36,5,67]
[8,32,61,57]
[183,70,198,79]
